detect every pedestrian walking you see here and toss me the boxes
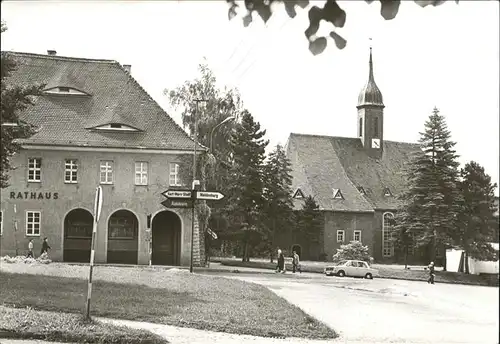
[276,249,285,273]
[26,239,34,258]
[427,261,435,284]
[40,237,51,256]
[292,250,301,273]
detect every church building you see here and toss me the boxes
[285,48,434,264]
[0,50,204,266]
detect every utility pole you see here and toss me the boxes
[190,99,206,273]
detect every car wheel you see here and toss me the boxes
[365,273,373,279]
[337,270,345,277]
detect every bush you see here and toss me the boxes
[332,241,371,263]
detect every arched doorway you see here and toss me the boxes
[291,244,302,258]
[64,208,93,262]
[152,210,181,266]
[107,210,138,264]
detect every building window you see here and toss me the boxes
[359,118,363,137]
[354,230,361,242]
[337,230,345,243]
[382,212,395,257]
[383,187,392,197]
[100,161,113,184]
[135,162,148,185]
[169,163,181,186]
[374,117,379,138]
[64,159,78,183]
[28,158,41,182]
[26,211,41,236]
[0,210,3,235]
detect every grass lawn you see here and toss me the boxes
[216,258,498,286]
[0,266,336,339]
[0,305,167,343]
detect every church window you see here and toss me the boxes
[337,230,345,243]
[382,212,395,257]
[383,187,392,197]
[359,118,363,137]
[374,117,379,138]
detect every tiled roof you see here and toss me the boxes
[3,51,196,151]
[287,133,422,212]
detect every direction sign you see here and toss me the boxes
[162,189,192,199]
[207,228,218,240]
[161,199,193,209]
[196,191,224,201]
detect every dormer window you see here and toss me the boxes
[44,86,90,96]
[357,186,366,195]
[383,187,392,197]
[333,188,344,200]
[92,123,141,132]
[293,188,305,199]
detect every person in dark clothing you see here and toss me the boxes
[276,249,285,273]
[40,237,51,256]
[427,261,435,284]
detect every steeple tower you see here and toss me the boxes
[357,43,385,158]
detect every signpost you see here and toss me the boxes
[161,198,194,209]
[161,189,192,199]
[196,191,224,201]
[160,188,225,272]
[85,186,102,320]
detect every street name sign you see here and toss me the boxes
[161,199,193,209]
[196,191,224,201]
[162,189,192,199]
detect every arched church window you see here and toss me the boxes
[382,212,394,257]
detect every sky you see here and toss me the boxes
[1,0,499,194]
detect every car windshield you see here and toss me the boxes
[336,261,348,266]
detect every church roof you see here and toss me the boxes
[286,133,422,212]
[3,51,196,150]
[357,48,384,109]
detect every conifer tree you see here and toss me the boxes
[225,110,269,261]
[296,196,323,260]
[457,161,498,272]
[261,144,294,259]
[396,107,462,263]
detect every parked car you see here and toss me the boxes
[324,260,378,279]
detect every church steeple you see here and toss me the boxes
[357,44,385,157]
[357,47,384,109]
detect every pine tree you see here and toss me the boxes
[225,110,269,261]
[457,161,498,272]
[261,144,294,260]
[1,22,43,188]
[296,196,323,260]
[396,107,462,263]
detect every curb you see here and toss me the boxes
[216,262,498,287]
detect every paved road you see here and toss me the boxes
[205,269,499,344]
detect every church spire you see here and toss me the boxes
[357,44,384,109]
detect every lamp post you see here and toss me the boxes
[190,99,206,273]
[207,116,235,264]
[210,116,236,153]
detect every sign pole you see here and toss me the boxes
[85,186,102,320]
